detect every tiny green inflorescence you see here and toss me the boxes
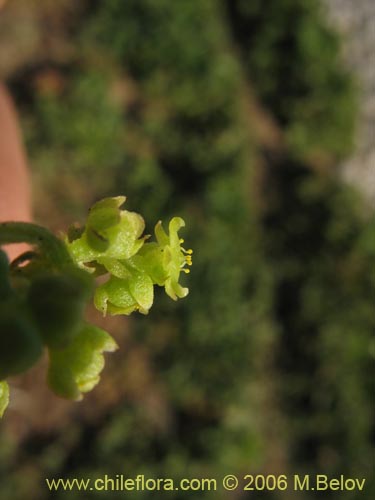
[0,197,192,417]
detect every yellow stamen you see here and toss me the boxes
[182,268,190,274]
[179,238,185,244]
[181,247,193,256]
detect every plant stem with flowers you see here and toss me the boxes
[0,196,192,417]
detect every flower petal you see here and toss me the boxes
[165,278,189,301]
[169,217,185,248]
[154,220,169,246]
[87,196,124,233]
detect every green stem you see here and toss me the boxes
[0,222,72,267]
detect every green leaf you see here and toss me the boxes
[0,381,9,418]
[48,323,118,401]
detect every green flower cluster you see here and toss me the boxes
[0,197,191,417]
[66,196,192,316]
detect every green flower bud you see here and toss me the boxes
[66,197,147,270]
[0,302,43,379]
[27,268,93,349]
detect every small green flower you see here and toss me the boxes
[66,197,147,271]
[134,217,193,300]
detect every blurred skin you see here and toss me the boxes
[0,84,32,260]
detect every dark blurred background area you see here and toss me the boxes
[0,0,374,498]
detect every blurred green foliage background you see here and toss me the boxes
[0,0,373,498]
